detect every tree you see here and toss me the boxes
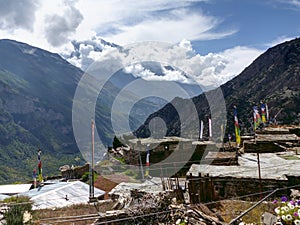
[113,136,123,149]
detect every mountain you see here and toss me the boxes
[135,38,300,139]
[0,39,84,183]
[0,39,202,183]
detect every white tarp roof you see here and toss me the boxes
[20,181,105,209]
[0,184,32,195]
[188,153,300,180]
[0,194,9,201]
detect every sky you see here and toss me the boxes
[0,0,300,88]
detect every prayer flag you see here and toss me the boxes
[253,106,261,130]
[234,106,241,147]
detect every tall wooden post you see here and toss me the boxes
[89,119,96,202]
[257,152,262,199]
[137,140,144,181]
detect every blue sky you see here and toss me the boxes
[193,0,300,54]
[0,0,299,87]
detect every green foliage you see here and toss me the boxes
[81,171,98,184]
[112,136,123,149]
[124,169,138,178]
[114,157,126,164]
[2,196,33,225]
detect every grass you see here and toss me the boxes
[215,200,276,223]
[34,201,114,225]
[279,155,300,160]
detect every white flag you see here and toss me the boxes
[209,118,212,138]
[200,120,203,139]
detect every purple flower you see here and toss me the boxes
[297,200,300,205]
[281,196,288,202]
[273,199,278,204]
[290,200,295,205]
[294,212,299,217]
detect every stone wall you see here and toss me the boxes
[243,140,285,153]
[61,164,89,179]
[187,173,292,203]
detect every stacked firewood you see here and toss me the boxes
[94,189,225,225]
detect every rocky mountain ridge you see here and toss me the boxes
[135,38,300,139]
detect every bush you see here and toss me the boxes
[2,196,33,224]
[81,171,98,183]
[124,169,138,178]
[113,136,124,149]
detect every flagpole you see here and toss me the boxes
[137,139,144,181]
[89,119,95,202]
[37,148,43,184]
[145,144,150,178]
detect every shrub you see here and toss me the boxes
[2,196,33,224]
[81,171,98,183]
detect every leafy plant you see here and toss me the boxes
[124,169,138,178]
[2,196,33,224]
[113,136,124,149]
[81,171,98,183]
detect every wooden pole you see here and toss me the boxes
[89,119,95,202]
[137,140,144,181]
[257,152,262,199]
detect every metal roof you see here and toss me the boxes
[188,153,300,180]
[0,184,32,195]
[0,194,9,201]
[20,181,105,209]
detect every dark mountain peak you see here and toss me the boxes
[223,37,300,96]
[136,37,300,138]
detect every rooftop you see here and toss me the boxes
[0,183,32,195]
[188,152,300,180]
[20,181,105,209]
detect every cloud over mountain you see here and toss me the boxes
[66,38,262,89]
[0,0,295,89]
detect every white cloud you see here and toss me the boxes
[74,38,262,89]
[124,64,156,79]
[0,0,236,53]
[217,46,263,84]
[276,0,300,9]
[73,0,237,46]
[265,36,295,48]
[101,8,236,45]
[0,0,39,31]
[0,0,264,88]
[43,1,83,46]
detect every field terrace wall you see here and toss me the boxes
[186,172,290,204]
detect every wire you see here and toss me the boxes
[1,160,296,207]
[94,209,175,225]
[31,183,300,224]
[0,161,296,208]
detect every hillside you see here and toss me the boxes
[135,38,300,138]
[0,39,84,183]
[0,39,165,183]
